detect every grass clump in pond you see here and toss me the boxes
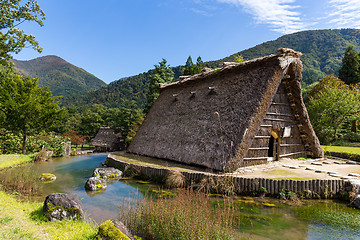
[0,190,97,240]
[119,189,237,240]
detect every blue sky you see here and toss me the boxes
[15,0,360,84]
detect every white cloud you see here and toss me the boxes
[190,8,213,16]
[328,0,360,28]
[217,0,307,33]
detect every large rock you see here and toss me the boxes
[85,177,107,191]
[97,220,135,240]
[43,193,83,222]
[93,167,123,180]
[353,194,360,209]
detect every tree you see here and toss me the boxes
[196,56,204,71]
[307,75,360,144]
[0,0,45,65]
[63,130,87,148]
[339,46,360,85]
[144,59,174,113]
[0,67,65,154]
[183,56,203,76]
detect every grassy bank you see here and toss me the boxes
[0,154,98,239]
[0,154,34,169]
[322,145,360,154]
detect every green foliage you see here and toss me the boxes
[183,56,204,76]
[144,59,174,113]
[0,0,45,65]
[0,128,67,156]
[0,66,66,154]
[339,45,360,85]
[307,75,360,144]
[233,54,244,63]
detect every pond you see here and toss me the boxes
[6,154,360,239]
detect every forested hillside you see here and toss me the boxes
[12,56,107,97]
[62,29,360,108]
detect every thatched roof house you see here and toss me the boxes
[91,127,124,152]
[128,48,323,171]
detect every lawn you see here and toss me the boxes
[321,145,360,155]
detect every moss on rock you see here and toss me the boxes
[97,220,131,240]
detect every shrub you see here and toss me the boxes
[119,189,236,240]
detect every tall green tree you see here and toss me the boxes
[0,67,65,154]
[144,59,174,113]
[196,56,204,71]
[0,0,45,65]
[339,46,360,85]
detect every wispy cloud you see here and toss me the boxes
[328,0,360,28]
[190,8,213,16]
[217,0,307,34]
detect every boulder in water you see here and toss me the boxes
[85,177,107,191]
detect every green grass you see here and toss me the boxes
[321,145,360,155]
[0,190,97,240]
[0,154,34,170]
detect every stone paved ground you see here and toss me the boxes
[231,157,360,180]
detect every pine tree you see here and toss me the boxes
[196,56,204,72]
[184,56,195,76]
[339,46,360,85]
[144,59,174,113]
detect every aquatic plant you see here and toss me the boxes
[119,189,237,240]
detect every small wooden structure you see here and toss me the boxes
[128,48,323,171]
[91,127,124,152]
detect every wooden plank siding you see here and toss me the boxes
[244,81,306,164]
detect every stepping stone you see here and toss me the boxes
[244,169,252,173]
[306,167,315,171]
[327,171,338,175]
[282,164,291,168]
[311,162,323,166]
[341,176,357,180]
[334,161,345,164]
[322,161,332,164]
[315,170,326,173]
[349,173,360,177]
[298,165,307,168]
[346,161,358,165]
[329,173,341,177]
[289,166,300,169]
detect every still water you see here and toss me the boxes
[19,154,360,239]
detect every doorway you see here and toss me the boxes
[268,130,279,161]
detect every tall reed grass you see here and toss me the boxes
[0,164,42,195]
[119,189,237,240]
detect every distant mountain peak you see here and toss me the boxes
[12,55,107,97]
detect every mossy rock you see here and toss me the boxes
[93,167,123,180]
[85,177,107,191]
[43,193,83,222]
[97,220,134,240]
[40,173,56,182]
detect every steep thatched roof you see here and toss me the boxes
[91,127,120,148]
[128,48,323,171]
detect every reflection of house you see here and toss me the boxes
[128,48,323,171]
[91,127,124,152]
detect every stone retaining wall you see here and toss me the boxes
[105,155,346,198]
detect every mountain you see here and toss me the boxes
[12,56,107,97]
[61,29,360,108]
